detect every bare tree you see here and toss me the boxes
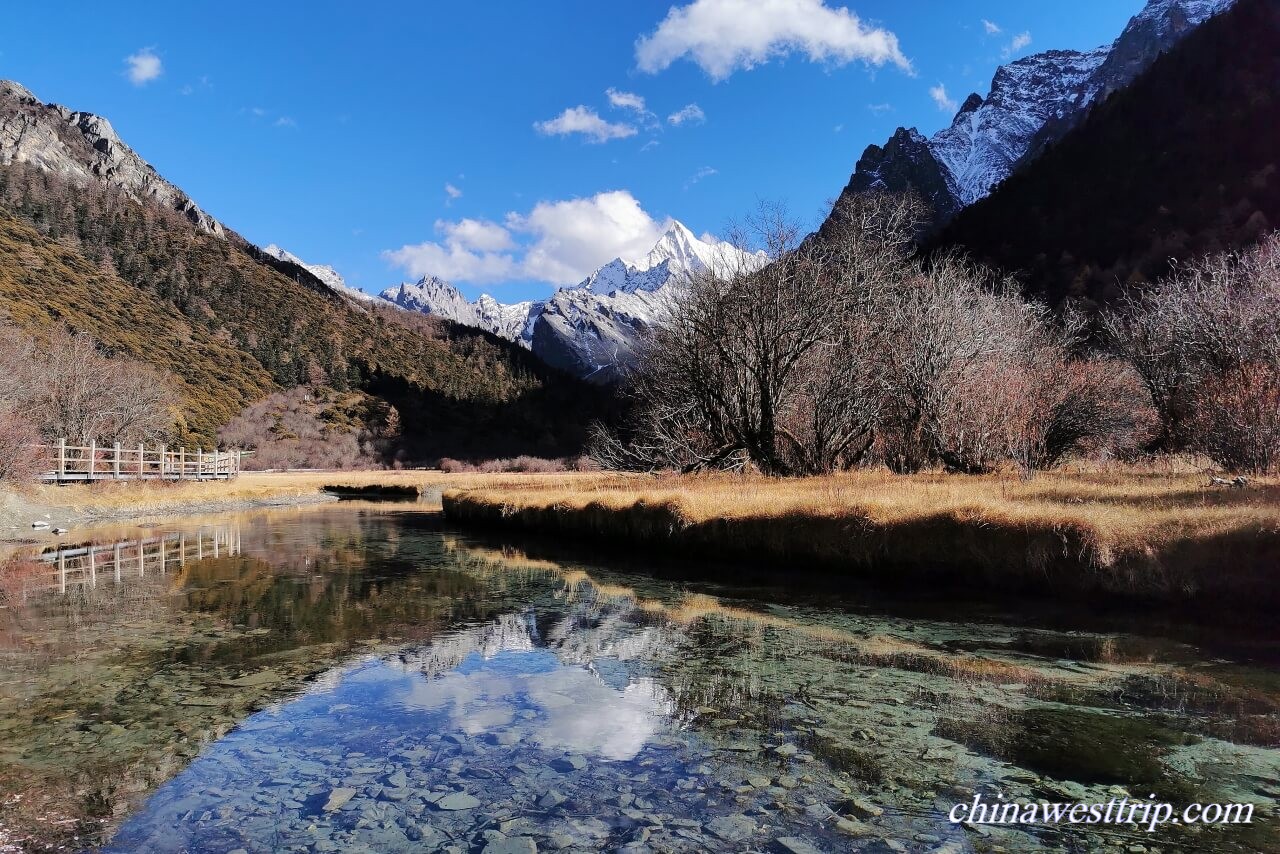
[1105,234,1280,473]
[0,326,174,448]
[594,194,926,475]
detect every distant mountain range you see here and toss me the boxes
[278,221,763,382]
[828,0,1234,228]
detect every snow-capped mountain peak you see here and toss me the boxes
[829,0,1235,227]
[636,220,704,272]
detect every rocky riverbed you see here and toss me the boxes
[1,506,1276,852]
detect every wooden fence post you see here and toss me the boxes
[179,446,186,479]
[196,448,203,481]
[58,438,66,482]
[138,443,145,479]
[113,442,121,479]
[88,440,95,479]
[159,444,167,479]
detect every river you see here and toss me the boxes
[0,504,1275,852]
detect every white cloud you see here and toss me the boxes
[510,190,671,285]
[641,139,661,152]
[387,243,516,284]
[437,218,515,252]
[684,166,718,189]
[534,106,637,143]
[635,0,911,81]
[982,19,1002,36]
[124,49,162,86]
[384,190,672,287]
[1003,31,1032,57]
[667,103,706,126]
[605,88,647,113]
[929,83,957,113]
[274,116,296,128]
[606,87,660,129]
[383,218,517,284]
[867,102,892,114]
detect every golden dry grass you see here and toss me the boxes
[20,469,613,515]
[443,466,1280,602]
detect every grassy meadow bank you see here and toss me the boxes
[442,468,1280,605]
[9,465,1279,603]
[0,470,608,543]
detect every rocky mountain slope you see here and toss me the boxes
[0,81,604,457]
[934,0,1278,306]
[831,0,1234,227]
[378,221,761,381]
[0,80,225,235]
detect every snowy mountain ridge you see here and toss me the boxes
[834,0,1235,225]
[262,243,377,303]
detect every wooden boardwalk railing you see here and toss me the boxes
[17,527,242,600]
[37,439,244,483]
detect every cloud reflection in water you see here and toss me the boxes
[397,648,673,761]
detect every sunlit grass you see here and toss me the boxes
[443,465,1280,599]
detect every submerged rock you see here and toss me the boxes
[537,790,567,809]
[776,837,826,854]
[550,755,587,773]
[482,837,538,854]
[705,814,757,842]
[433,792,481,811]
[323,788,357,812]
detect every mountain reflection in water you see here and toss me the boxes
[0,505,1276,853]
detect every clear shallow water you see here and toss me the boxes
[0,506,1277,853]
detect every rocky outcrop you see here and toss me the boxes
[832,128,958,228]
[0,80,224,235]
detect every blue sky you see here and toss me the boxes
[2,0,1145,302]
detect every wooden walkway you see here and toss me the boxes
[37,440,243,483]
[20,527,241,600]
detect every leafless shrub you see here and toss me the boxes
[1185,363,1280,474]
[219,387,394,470]
[24,327,173,445]
[0,325,174,481]
[596,193,925,476]
[438,455,576,473]
[1105,234,1280,473]
[0,411,41,483]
